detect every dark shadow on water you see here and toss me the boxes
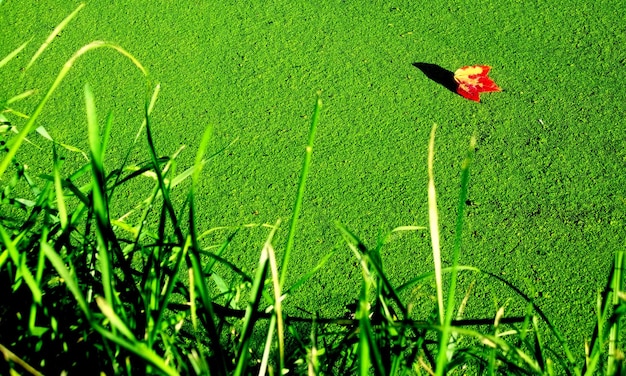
[412,62,457,94]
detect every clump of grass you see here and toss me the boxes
[1,4,625,375]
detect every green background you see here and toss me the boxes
[2,0,625,353]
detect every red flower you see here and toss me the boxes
[454,65,501,102]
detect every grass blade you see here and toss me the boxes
[438,134,476,371]
[85,83,114,306]
[607,250,624,374]
[91,324,179,376]
[284,251,335,295]
[183,119,227,373]
[234,224,277,376]
[358,279,372,376]
[23,3,86,72]
[0,343,42,376]
[281,96,321,287]
[0,225,42,304]
[0,41,148,179]
[41,242,91,320]
[267,235,286,374]
[258,315,277,376]
[191,124,213,188]
[95,296,136,341]
[427,123,444,326]
[0,40,30,69]
[6,89,36,105]
[52,146,68,229]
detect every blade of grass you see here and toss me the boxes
[41,242,91,320]
[85,83,115,307]
[607,250,624,375]
[150,232,190,347]
[96,295,136,341]
[91,323,179,376]
[336,222,410,318]
[0,343,42,376]
[280,96,321,287]
[258,315,277,376]
[184,122,228,374]
[426,123,444,326]
[107,84,160,197]
[267,234,286,374]
[582,250,622,375]
[23,3,86,73]
[143,104,183,243]
[52,145,68,229]
[0,249,7,270]
[284,250,335,295]
[437,135,476,373]
[0,225,42,304]
[100,111,114,161]
[358,278,372,376]
[359,264,386,376]
[335,223,386,375]
[531,315,547,373]
[191,124,213,188]
[234,223,277,376]
[6,89,36,105]
[0,40,30,69]
[483,270,579,372]
[0,40,148,179]
[442,326,543,373]
[396,265,481,293]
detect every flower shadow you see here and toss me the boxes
[412,62,457,94]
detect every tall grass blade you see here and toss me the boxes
[0,225,41,304]
[150,235,190,347]
[234,224,277,376]
[107,83,160,201]
[531,315,547,372]
[191,124,213,189]
[0,248,7,271]
[396,265,480,293]
[0,41,148,179]
[52,146,68,229]
[85,83,115,307]
[6,89,36,105]
[24,3,86,73]
[483,270,579,372]
[95,296,135,341]
[258,315,277,376]
[100,111,114,161]
[143,105,182,242]
[267,235,286,374]
[426,123,444,326]
[438,135,476,371]
[0,40,30,69]
[284,251,335,295]
[0,343,42,376]
[335,223,386,374]
[40,242,91,320]
[91,324,179,376]
[338,223,411,319]
[281,96,321,287]
[358,279,372,376]
[608,250,624,374]
[184,122,227,374]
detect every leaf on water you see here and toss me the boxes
[454,65,501,102]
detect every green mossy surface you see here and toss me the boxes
[2,0,625,354]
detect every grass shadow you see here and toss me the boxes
[412,62,457,94]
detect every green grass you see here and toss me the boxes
[1,1,626,374]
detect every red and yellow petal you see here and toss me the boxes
[454,65,501,101]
